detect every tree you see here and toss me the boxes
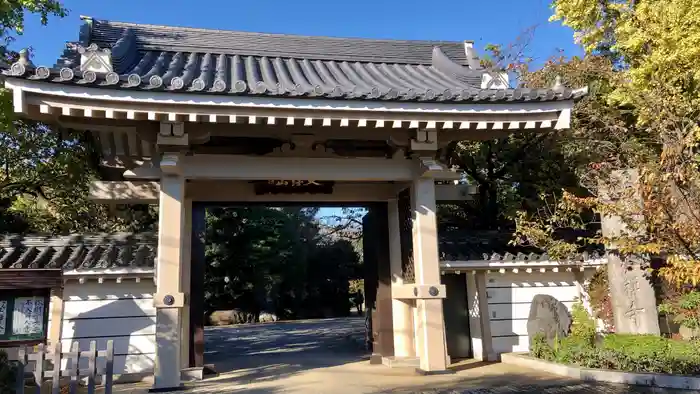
[0,3,158,234]
[513,0,700,287]
[439,26,583,235]
[204,206,361,320]
[0,1,67,123]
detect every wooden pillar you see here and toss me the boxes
[189,203,206,369]
[180,198,192,369]
[47,288,64,349]
[466,272,495,361]
[363,208,381,363]
[411,178,449,373]
[152,172,187,391]
[388,198,414,358]
[374,203,394,360]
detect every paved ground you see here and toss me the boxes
[116,318,693,393]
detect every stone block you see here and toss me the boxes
[606,255,660,335]
[526,294,571,347]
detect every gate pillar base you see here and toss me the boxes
[181,364,218,381]
[148,385,185,393]
[416,368,456,376]
[382,356,420,368]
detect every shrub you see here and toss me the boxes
[584,267,615,331]
[570,301,596,345]
[530,305,700,375]
[659,290,700,331]
[530,333,555,360]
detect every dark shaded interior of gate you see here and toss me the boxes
[187,201,473,375]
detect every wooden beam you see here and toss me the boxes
[123,155,421,182]
[89,181,477,203]
[0,269,62,289]
[89,180,160,203]
[181,155,416,181]
[435,184,478,201]
[188,182,399,202]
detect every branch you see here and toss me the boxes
[660,203,698,259]
[493,133,550,179]
[462,155,488,185]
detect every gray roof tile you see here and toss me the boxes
[87,20,473,66]
[0,231,601,271]
[0,234,156,271]
[4,18,586,103]
[438,231,604,262]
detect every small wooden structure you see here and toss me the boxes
[13,340,114,394]
[0,268,62,348]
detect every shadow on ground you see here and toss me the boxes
[371,372,691,394]
[192,317,368,391]
[139,317,690,394]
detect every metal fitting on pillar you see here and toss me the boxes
[160,152,184,175]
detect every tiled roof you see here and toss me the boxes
[4,18,586,103]
[86,20,474,66]
[0,231,602,271]
[0,233,156,271]
[438,231,604,262]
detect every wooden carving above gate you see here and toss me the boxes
[252,180,335,195]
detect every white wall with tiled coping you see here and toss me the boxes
[501,352,700,391]
[58,281,156,379]
[484,270,595,356]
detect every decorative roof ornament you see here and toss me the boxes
[79,43,113,73]
[10,49,34,76]
[481,71,509,90]
[552,75,565,92]
[431,46,484,87]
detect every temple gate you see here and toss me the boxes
[2,16,585,390]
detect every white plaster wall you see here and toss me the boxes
[59,281,156,378]
[486,271,594,355]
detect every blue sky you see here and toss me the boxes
[15,0,582,67]
[12,0,583,218]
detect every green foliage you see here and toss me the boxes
[533,329,700,375]
[0,0,66,35]
[551,0,700,121]
[204,207,362,320]
[0,123,159,234]
[530,333,555,360]
[584,267,615,331]
[659,291,700,330]
[441,36,590,235]
[0,2,153,234]
[532,304,700,374]
[509,0,700,288]
[570,301,596,344]
[0,0,66,60]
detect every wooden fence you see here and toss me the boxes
[12,340,114,394]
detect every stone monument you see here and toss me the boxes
[527,294,572,347]
[600,169,660,335]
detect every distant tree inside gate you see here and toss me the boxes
[204,206,362,321]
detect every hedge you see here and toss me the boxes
[530,303,700,376]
